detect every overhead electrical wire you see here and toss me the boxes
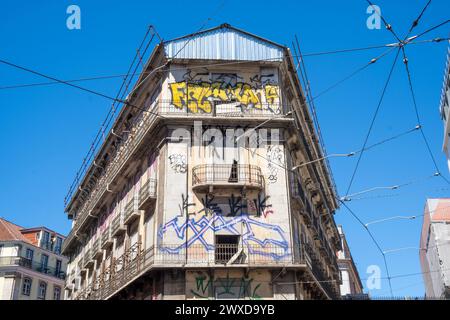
[2,36,448,92]
[399,46,450,185]
[341,172,440,201]
[344,47,402,196]
[340,201,394,296]
[338,0,449,298]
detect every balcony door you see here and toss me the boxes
[40,254,49,272]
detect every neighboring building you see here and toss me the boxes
[420,199,450,299]
[62,24,345,300]
[0,217,67,300]
[336,225,363,298]
[439,42,450,171]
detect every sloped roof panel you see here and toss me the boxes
[164,25,285,61]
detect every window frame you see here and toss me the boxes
[37,281,47,300]
[22,277,32,296]
[40,254,49,272]
[53,286,61,300]
[25,248,34,261]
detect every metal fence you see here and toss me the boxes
[0,256,66,280]
[71,243,341,300]
[192,164,264,189]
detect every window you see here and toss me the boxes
[55,259,62,277]
[38,282,47,300]
[40,254,49,272]
[42,231,50,250]
[55,237,63,254]
[215,235,240,264]
[25,248,34,261]
[22,277,32,296]
[0,244,3,256]
[53,286,61,300]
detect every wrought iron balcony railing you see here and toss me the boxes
[101,225,113,250]
[92,237,103,260]
[111,213,126,237]
[0,256,66,280]
[123,196,141,226]
[192,164,264,191]
[69,243,339,300]
[158,101,291,118]
[138,178,157,210]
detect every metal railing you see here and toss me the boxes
[83,249,92,267]
[291,177,313,224]
[290,175,338,272]
[111,213,126,236]
[304,244,340,299]
[70,243,340,300]
[123,196,138,223]
[192,164,264,189]
[139,178,157,209]
[159,100,291,118]
[0,256,66,280]
[101,226,113,249]
[92,238,102,259]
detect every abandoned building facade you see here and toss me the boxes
[62,24,344,300]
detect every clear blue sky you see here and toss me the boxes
[0,0,449,297]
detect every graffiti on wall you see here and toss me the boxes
[197,193,273,218]
[266,145,283,184]
[169,154,187,173]
[178,193,196,217]
[248,194,274,218]
[190,272,261,299]
[157,213,288,260]
[169,72,280,114]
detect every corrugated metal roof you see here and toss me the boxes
[164,24,285,61]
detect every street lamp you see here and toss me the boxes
[364,215,418,227]
[290,152,355,171]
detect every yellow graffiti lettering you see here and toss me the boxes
[169,82,187,109]
[232,83,261,108]
[264,85,279,105]
[210,82,229,101]
[169,81,279,113]
[187,82,212,113]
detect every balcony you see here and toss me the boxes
[192,164,264,192]
[101,226,113,249]
[111,214,126,237]
[92,238,103,260]
[159,101,291,119]
[123,196,143,226]
[291,179,313,225]
[79,243,340,300]
[83,249,94,268]
[138,179,157,210]
[0,256,66,280]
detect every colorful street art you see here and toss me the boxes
[157,213,288,260]
[168,72,280,114]
[198,193,273,218]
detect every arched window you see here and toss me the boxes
[22,277,32,296]
[38,281,47,300]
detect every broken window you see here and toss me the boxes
[215,235,239,264]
